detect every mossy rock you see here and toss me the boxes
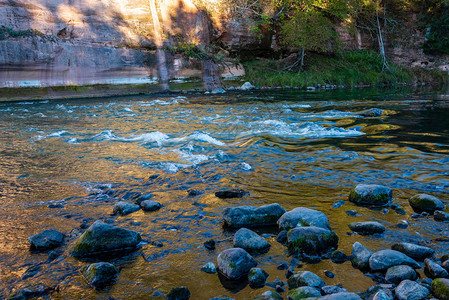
[432,278,449,300]
[348,184,392,207]
[253,291,283,300]
[409,194,445,213]
[80,262,119,288]
[287,286,321,299]
[223,203,286,228]
[248,267,269,287]
[287,226,338,255]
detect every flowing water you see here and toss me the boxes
[0,88,449,299]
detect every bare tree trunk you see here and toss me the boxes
[149,0,169,90]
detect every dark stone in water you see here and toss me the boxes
[276,230,287,245]
[278,207,330,230]
[425,258,449,278]
[395,222,409,229]
[348,221,386,235]
[287,226,338,255]
[140,200,161,212]
[21,265,41,280]
[348,184,392,207]
[331,250,349,264]
[391,242,435,261]
[217,248,257,280]
[324,270,335,278]
[136,193,153,204]
[28,229,64,251]
[286,266,294,279]
[47,250,61,261]
[215,189,249,199]
[277,263,288,270]
[248,267,269,288]
[166,287,191,300]
[345,210,357,216]
[395,208,407,215]
[188,189,203,197]
[81,262,119,288]
[152,290,164,297]
[112,201,141,216]
[223,203,286,228]
[360,108,383,117]
[204,239,216,250]
[48,203,64,208]
[287,271,325,289]
[411,213,424,218]
[8,284,54,300]
[434,210,449,221]
[332,200,345,208]
[409,193,445,213]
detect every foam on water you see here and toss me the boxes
[32,130,69,142]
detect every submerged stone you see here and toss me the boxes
[233,228,271,253]
[140,200,161,212]
[217,248,257,280]
[80,262,119,288]
[8,284,54,300]
[287,226,338,255]
[409,194,445,213]
[277,207,331,230]
[70,220,141,257]
[112,201,141,216]
[223,203,286,228]
[215,189,248,199]
[166,286,191,300]
[28,229,64,251]
[348,221,386,235]
[360,108,383,117]
[348,184,392,207]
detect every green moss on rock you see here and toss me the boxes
[432,278,449,300]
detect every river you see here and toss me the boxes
[0,87,448,299]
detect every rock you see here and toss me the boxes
[434,210,449,221]
[372,290,394,300]
[217,248,257,280]
[392,243,435,261]
[286,266,295,278]
[21,265,41,280]
[277,263,288,270]
[222,203,286,228]
[287,271,325,289]
[287,286,321,299]
[248,267,269,287]
[332,200,346,208]
[322,286,347,295]
[276,230,288,244]
[287,226,338,255]
[319,292,362,300]
[8,284,54,300]
[201,262,217,274]
[331,250,349,263]
[28,229,64,251]
[409,194,445,213]
[395,208,407,215]
[348,221,386,235]
[369,249,420,271]
[167,287,190,300]
[425,258,449,278]
[70,220,141,257]
[140,200,161,212]
[395,222,409,229]
[431,278,449,300]
[385,265,417,284]
[204,239,216,250]
[240,82,255,90]
[394,280,429,300]
[80,262,119,288]
[187,189,203,197]
[233,228,271,253]
[215,189,248,199]
[136,192,153,204]
[348,184,392,207]
[277,207,331,230]
[253,291,283,300]
[112,201,140,216]
[442,260,449,272]
[324,270,335,278]
[360,108,383,117]
[351,242,373,270]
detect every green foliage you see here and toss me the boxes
[423,5,449,54]
[169,42,207,60]
[0,26,44,40]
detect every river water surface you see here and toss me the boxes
[1,88,449,299]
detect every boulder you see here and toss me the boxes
[80,262,119,288]
[425,258,449,278]
[348,184,392,207]
[351,242,373,270]
[431,278,449,300]
[70,221,141,257]
[248,267,269,287]
[369,250,420,271]
[319,292,362,300]
[385,265,417,284]
[391,243,435,261]
[277,207,331,230]
[409,194,445,213]
[435,210,449,221]
[394,280,429,300]
[233,228,271,253]
[287,226,338,255]
[348,221,386,235]
[201,262,217,274]
[217,248,257,280]
[223,203,286,228]
[140,200,162,212]
[287,286,321,299]
[330,250,349,263]
[372,290,394,300]
[322,285,347,295]
[287,271,325,289]
[253,291,283,300]
[112,201,140,216]
[166,287,191,300]
[28,229,64,251]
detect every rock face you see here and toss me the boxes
[233,228,271,253]
[248,267,269,287]
[277,207,331,230]
[351,242,373,270]
[369,250,420,271]
[28,229,64,251]
[348,184,392,206]
[348,221,386,235]
[287,226,338,255]
[431,278,449,300]
[287,271,325,289]
[409,194,445,212]
[113,201,141,216]
[385,265,417,284]
[394,280,430,300]
[287,286,321,299]
[80,262,119,288]
[70,220,141,257]
[391,243,435,261]
[222,203,286,228]
[216,248,257,280]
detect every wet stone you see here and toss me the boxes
[385,265,417,284]
[324,270,335,278]
[287,226,338,255]
[140,200,162,212]
[276,230,287,244]
[348,221,386,235]
[286,266,295,279]
[28,229,64,251]
[187,189,203,197]
[394,280,429,300]
[112,201,140,216]
[322,286,347,295]
[425,258,449,278]
[80,262,119,288]
[201,262,217,274]
[332,200,345,208]
[277,263,288,270]
[348,184,392,207]
[215,189,248,199]
[360,108,383,117]
[21,265,41,280]
[392,242,435,261]
[431,278,449,300]
[369,249,420,271]
[287,271,325,289]
[395,208,407,215]
[409,194,445,213]
[287,286,321,299]
[372,290,394,300]
[248,267,269,287]
[345,210,358,216]
[233,228,271,253]
[223,203,286,228]
[204,239,216,250]
[434,210,449,222]
[351,242,373,270]
[8,284,54,300]
[278,207,331,230]
[319,292,362,300]
[331,250,349,263]
[395,222,409,229]
[166,287,191,300]
[253,290,283,300]
[217,248,257,280]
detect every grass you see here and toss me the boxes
[243,50,447,88]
